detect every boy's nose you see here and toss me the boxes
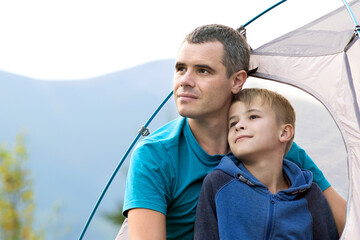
[235,122,245,131]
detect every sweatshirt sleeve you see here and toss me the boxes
[194,173,220,240]
[285,142,331,191]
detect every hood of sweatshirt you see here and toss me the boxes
[215,154,313,200]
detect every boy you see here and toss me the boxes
[194,88,338,240]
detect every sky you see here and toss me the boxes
[0,0,344,80]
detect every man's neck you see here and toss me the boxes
[242,152,289,194]
[188,116,229,156]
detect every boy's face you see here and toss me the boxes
[228,97,284,161]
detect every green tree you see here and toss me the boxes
[103,202,125,226]
[0,135,43,240]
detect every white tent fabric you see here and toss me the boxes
[249,0,360,238]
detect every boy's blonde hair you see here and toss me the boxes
[232,88,296,155]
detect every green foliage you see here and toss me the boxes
[0,134,44,240]
[103,202,125,226]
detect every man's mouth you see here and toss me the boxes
[177,92,198,101]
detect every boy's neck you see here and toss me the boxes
[242,153,289,194]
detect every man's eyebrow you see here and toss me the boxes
[175,63,215,73]
[175,62,185,68]
[194,64,215,72]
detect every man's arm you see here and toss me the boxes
[285,142,347,235]
[323,186,347,236]
[286,142,330,190]
[122,139,171,240]
[128,208,166,240]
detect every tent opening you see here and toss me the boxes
[244,77,348,199]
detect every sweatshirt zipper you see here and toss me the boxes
[265,195,275,240]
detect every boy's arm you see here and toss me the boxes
[128,209,166,240]
[323,186,346,236]
[194,174,220,240]
[285,142,346,235]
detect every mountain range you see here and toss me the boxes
[0,59,348,239]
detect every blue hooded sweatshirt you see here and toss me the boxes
[194,155,338,240]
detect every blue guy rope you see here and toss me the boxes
[78,91,173,240]
[78,1,291,238]
[342,0,360,35]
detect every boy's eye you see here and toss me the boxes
[249,115,259,120]
[229,121,237,128]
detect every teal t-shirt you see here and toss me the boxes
[286,142,330,191]
[123,117,330,239]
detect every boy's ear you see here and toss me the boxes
[279,124,294,143]
[231,70,247,94]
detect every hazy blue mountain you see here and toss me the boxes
[0,59,348,239]
[0,59,179,239]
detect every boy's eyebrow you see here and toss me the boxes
[228,107,263,121]
[247,108,262,113]
[228,115,237,122]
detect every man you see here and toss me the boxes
[118,24,346,240]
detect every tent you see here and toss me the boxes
[249,0,360,238]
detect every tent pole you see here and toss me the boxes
[342,0,360,35]
[242,0,287,27]
[78,91,174,240]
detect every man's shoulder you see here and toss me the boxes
[131,117,187,157]
[141,117,186,143]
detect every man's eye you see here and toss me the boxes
[199,69,209,74]
[177,67,186,72]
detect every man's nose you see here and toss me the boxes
[179,71,195,87]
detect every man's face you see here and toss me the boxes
[173,41,234,120]
[227,99,283,161]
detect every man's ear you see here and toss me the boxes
[279,124,294,143]
[231,70,247,94]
